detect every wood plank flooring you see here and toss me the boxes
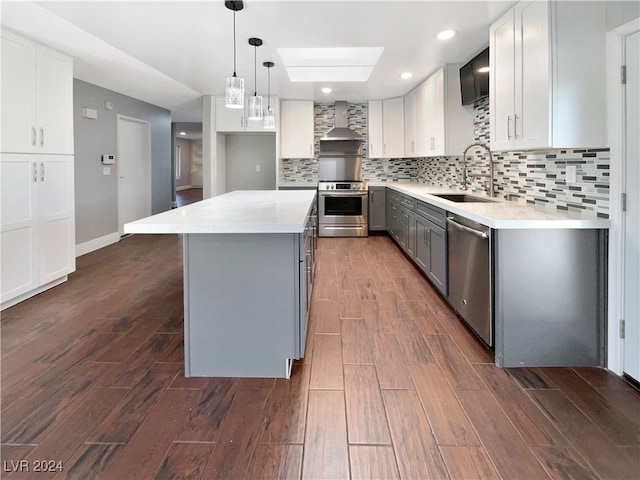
[2,233,639,479]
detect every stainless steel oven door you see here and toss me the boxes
[318,191,368,225]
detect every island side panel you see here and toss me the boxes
[184,232,298,377]
[494,229,606,368]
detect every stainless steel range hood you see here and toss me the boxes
[321,101,362,142]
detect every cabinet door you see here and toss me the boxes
[368,100,384,158]
[37,155,75,284]
[423,75,437,155]
[382,97,404,158]
[516,0,550,149]
[404,90,417,157]
[415,80,430,156]
[490,8,516,151]
[368,187,386,231]
[215,96,245,132]
[281,100,314,158]
[1,31,37,154]
[414,216,430,272]
[36,46,74,154]
[426,223,447,295]
[431,69,445,156]
[0,155,38,302]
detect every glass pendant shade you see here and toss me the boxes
[225,76,244,108]
[263,61,275,129]
[263,106,275,129]
[224,2,244,109]
[248,95,263,120]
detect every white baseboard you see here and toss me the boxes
[76,232,120,257]
[1,276,67,311]
[176,185,193,191]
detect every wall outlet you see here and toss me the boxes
[566,165,577,183]
[255,165,261,172]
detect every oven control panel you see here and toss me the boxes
[318,182,368,191]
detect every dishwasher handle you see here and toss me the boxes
[447,217,488,239]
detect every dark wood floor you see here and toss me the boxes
[176,188,203,207]
[1,233,639,479]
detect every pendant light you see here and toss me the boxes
[247,37,263,120]
[263,61,275,129]
[224,1,244,109]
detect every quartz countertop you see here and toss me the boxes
[373,182,610,229]
[124,190,317,234]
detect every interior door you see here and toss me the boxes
[623,30,639,382]
[117,116,151,234]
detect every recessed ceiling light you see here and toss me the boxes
[401,72,413,80]
[477,66,490,73]
[437,30,456,40]
[179,131,186,136]
[322,87,332,94]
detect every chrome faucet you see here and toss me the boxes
[462,142,495,197]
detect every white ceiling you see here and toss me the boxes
[1,0,515,122]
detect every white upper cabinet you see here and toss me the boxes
[404,90,417,156]
[215,96,273,132]
[280,100,315,158]
[368,98,404,159]
[490,0,606,151]
[407,65,473,158]
[368,100,384,158]
[1,30,73,155]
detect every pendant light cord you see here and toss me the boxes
[232,10,237,77]
[267,66,271,109]
[253,43,257,97]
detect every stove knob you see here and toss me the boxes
[325,185,330,190]
[331,185,334,189]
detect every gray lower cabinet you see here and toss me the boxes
[368,186,386,231]
[183,206,316,378]
[386,192,401,242]
[415,215,447,295]
[385,189,447,295]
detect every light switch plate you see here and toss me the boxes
[255,165,261,172]
[103,166,111,176]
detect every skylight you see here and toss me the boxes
[277,47,384,82]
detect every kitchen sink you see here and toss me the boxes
[431,193,496,203]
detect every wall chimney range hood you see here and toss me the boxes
[321,101,362,142]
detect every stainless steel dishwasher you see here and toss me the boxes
[447,214,493,346]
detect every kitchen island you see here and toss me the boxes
[125,190,317,378]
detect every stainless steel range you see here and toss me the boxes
[317,101,368,237]
[318,181,368,237]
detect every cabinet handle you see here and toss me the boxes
[370,143,374,156]
[507,116,512,140]
[33,162,38,182]
[383,144,386,155]
[514,114,519,140]
[32,127,37,146]
[40,128,44,146]
[40,162,45,181]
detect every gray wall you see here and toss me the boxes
[175,138,192,188]
[73,79,171,244]
[606,1,640,30]
[225,134,276,191]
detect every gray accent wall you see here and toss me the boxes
[73,79,171,244]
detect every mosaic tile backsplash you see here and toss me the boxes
[280,97,609,217]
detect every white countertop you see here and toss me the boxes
[375,182,610,229]
[124,190,317,234]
